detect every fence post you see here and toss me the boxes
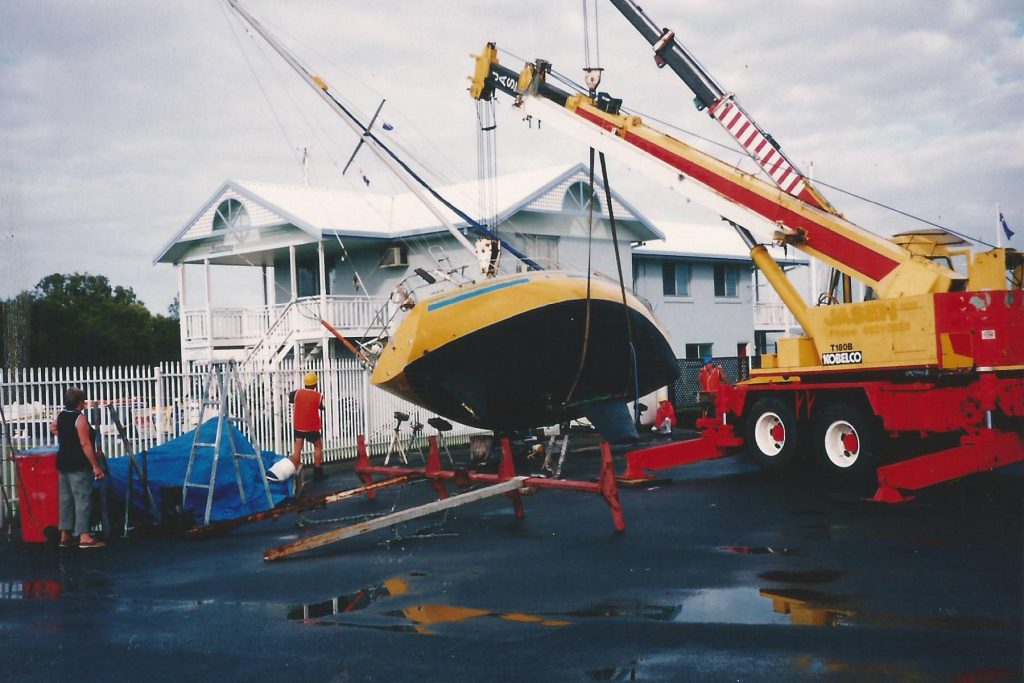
[154,365,165,446]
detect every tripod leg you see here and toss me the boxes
[384,431,399,465]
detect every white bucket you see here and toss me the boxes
[266,458,296,482]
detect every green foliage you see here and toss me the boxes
[0,272,179,368]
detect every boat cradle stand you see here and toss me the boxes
[263,434,625,561]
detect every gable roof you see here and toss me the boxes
[154,163,663,264]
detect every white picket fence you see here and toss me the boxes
[0,360,481,515]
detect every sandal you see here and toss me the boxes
[58,539,75,548]
[78,539,106,549]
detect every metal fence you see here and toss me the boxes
[670,356,749,408]
[0,360,483,515]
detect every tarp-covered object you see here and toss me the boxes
[107,418,291,524]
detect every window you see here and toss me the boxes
[662,262,690,297]
[714,264,740,298]
[297,265,318,297]
[212,198,249,232]
[685,343,713,359]
[562,181,601,214]
[512,234,559,270]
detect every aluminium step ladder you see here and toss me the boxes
[182,363,273,526]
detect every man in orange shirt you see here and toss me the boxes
[290,372,328,481]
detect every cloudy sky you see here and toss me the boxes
[2,0,1022,314]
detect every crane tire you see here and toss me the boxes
[744,396,801,471]
[812,403,879,482]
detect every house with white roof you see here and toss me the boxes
[155,163,806,367]
[156,163,664,365]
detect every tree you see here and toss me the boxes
[0,272,180,367]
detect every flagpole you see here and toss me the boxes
[997,203,1003,248]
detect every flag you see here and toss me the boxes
[1000,212,1015,240]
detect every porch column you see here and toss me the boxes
[318,241,328,356]
[289,245,299,362]
[261,265,269,308]
[204,257,213,357]
[177,263,186,361]
[289,245,297,302]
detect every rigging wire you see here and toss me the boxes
[564,147,597,406]
[597,152,639,415]
[226,3,454,275]
[220,2,481,344]
[475,98,500,232]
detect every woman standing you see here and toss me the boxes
[50,387,105,548]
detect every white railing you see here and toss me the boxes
[0,360,483,515]
[754,301,798,330]
[181,295,392,349]
[241,300,298,367]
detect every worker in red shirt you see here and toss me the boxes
[290,371,327,480]
[698,356,728,394]
[652,399,677,434]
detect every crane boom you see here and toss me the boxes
[470,46,962,301]
[606,0,839,215]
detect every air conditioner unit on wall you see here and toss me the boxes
[380,246,408,268]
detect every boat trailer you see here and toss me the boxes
[261,434,624,561]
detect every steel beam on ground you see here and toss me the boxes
[263,477,527,561]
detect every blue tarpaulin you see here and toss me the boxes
[106,418,292,524]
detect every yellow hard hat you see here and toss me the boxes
[303,371,318,387]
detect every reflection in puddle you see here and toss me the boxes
[721,545,802,556]
[0,580,62,600]
[388,604,570,633]
[289,578,859,634]
[565,600,681,621]
[674,588,791,625]
[288,575,569,634]
[791,653,958,680]
[760,588,853,626]
[287,577,409,621]
[0,578,111,600]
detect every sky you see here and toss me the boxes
[2,0,1022,315]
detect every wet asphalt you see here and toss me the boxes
[1,436,1021,682]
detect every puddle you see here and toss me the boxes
[673,588,792,625]
[287,576,409,621]
[760,588,853,626]
[757,568,844,583]
[289,575,860,634]
[0,578,111,600]
[386,604,571,632]
[570,588,854,628]
[721,545,802,556]
[287,574,568,634]
[0,580,63,600]
[565,600,681,621]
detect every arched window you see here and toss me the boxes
[562,181,601,214]
[212,198,250,232]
